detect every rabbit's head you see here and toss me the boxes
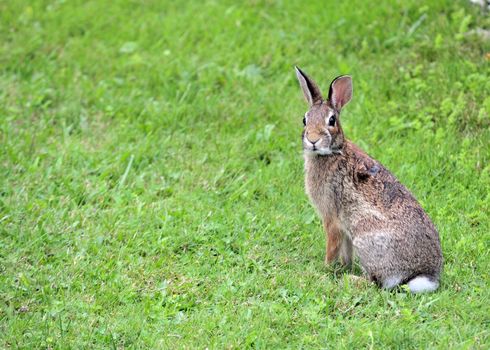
[295,67,352,156]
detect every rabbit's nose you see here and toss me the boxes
[306,134,320,144]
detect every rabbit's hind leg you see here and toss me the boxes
[382,276,403,289]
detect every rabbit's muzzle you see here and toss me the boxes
[303,129,333,155]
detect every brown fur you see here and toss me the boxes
[295,67,443,291]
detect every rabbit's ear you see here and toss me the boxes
[295,66,323,106]
[328,75,352,111]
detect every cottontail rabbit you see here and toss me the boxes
[295,67,443,293]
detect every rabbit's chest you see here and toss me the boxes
[305,174,341,216]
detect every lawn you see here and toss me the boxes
[1,0,489,348]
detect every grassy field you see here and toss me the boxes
[1,0,489,348]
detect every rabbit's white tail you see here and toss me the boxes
[407,276,439,293]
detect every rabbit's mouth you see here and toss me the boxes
[303,145,342,156]
[304,144,334,156]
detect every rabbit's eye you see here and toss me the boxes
[303,117,306,126]
[328,116,336,127]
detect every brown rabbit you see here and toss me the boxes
[295,67,443,293]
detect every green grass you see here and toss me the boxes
[1,0,489,348]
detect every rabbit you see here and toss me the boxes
[294,66,443,293]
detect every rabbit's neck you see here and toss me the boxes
[304,149,346,218]
[303,144,346,174]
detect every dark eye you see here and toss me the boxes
[303,117,306,126]
[328,115,336,127]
